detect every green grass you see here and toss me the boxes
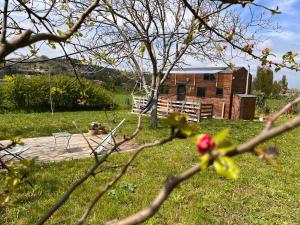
[1,112,300,224]
[266,98,287,113]
[113,87,132,110]
[0,110,138,140]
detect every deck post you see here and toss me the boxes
[132,96,135,113]
[167,100,169,115]
[181,101,185,113]
[197,102,201,122]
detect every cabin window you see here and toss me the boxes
[196,87,206,97]
[160,85,169,95]
[216,88,223,97]
[204,74,216,81]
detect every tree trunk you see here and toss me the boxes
[150,93,159,128]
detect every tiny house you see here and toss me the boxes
[160,67,256,120]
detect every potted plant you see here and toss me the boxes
[88,122,100,136]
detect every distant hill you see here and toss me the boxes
[0,56,134,88]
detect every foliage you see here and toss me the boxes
[271,80,281,98]
[164,113,198,138]
[0,158,36,206]
[254,91,266,108]
[253,66,274,97]
[90,122,100,131]
[271,75,289,98]
[0,75,114,112]
[279,75,288,94]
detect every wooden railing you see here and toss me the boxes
[132,96,214,122]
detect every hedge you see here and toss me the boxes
[0,75,115,112]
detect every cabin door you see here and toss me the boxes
[177,84,186,101]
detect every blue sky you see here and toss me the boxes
[243,0,300,88]
[258,0,300,88]
[3,0,300,88]
[188,0,300,88]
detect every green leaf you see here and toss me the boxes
[215,45,223,52]
[213,156,239,180]
[57,29,65,36]
[213,129,229,144]
[139,44,146,57]
[199,154,210,171]
[275,66,281,72]
[217,139,235,153]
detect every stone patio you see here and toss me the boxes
[0,133,135,162]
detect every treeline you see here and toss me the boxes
[253,66,288,98]
[0,75,115,112]
[0,56,136,91]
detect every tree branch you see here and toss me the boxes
[36,115,142,225]
[76,135,175,225]
[0,0,9,43]
[0,0,100,61]
[105,106,300,225]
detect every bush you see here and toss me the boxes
[0,75,114,112]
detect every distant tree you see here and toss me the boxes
[253,66,274,97]
[279,75,288,94]
[272,80,281,98]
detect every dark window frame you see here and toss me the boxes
[196,87,206,97]
[204,74,216,81]
[216,88,223,97]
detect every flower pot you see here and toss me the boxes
[98,129,107,135]
[88,129,99,136]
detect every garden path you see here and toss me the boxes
[0,134,136,162]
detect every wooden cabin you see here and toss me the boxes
[160,67,256,120]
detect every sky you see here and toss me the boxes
[251,0,300,89]
[3,0,300,88]
[187,0,300,89]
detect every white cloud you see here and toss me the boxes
[276,0,300,15]
[267,31,299,41]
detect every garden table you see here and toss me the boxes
[52,132,72,151]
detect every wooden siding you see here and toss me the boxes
[160,67,255,120]
[231,95,256,120]
[231,68,252,94]
[161,72,233,119]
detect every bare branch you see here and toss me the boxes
[76,135,175,225]
[0,0,9,43]
[0,0,100,61]
[36,115,142,225]
[105,109,300,225]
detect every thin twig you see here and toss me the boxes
[105,112,300,225]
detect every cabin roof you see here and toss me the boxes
[167,66,245,74]
[234,94,256,98]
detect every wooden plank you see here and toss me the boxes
[132,96,214,122]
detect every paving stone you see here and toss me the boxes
[0,133,136,162]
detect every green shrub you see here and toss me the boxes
[0,75,114,112]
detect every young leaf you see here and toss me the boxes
[213,129,229,144]
[217,139,235,153]
[199,154,210,171]
[213,156,239,180]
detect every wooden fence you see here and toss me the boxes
[132,96,214,122]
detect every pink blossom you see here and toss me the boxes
[196,134,216,155]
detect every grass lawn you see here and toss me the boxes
[1,111,300,224]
